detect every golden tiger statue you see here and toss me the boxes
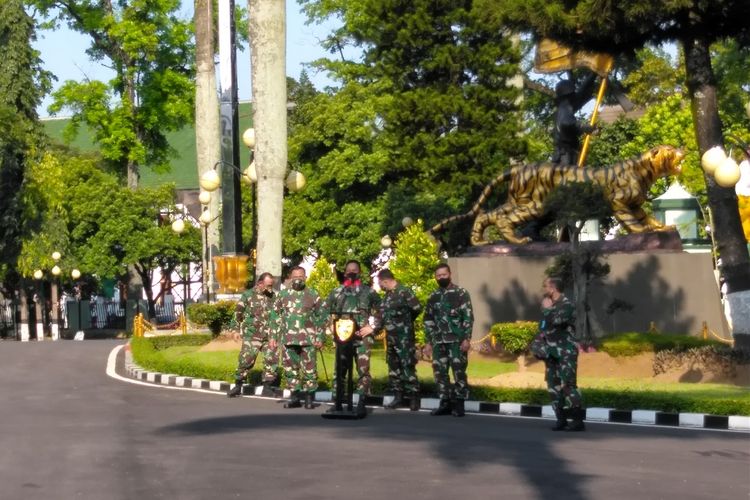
[430,145,684,245]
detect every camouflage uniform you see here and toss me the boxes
[530,294,583,413]
[273,286,324,394]
[381,283,422,395]
[424,284,473,401]
[322,282,382,396]
[233,285,280,384]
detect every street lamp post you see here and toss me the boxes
[71,268,84,339]
[32,268,45,341]
[50,251,62,341]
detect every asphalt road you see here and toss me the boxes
[1,340,748,500]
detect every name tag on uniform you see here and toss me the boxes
[335,318,356,343]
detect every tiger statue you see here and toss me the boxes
[430,145,684,245]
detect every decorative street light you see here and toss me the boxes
[32,268,45,342]
[71,268,85,339]
[50,251,62,340]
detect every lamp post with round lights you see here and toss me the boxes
[71,268,85,336]
[50,251,62,340]
[32,268,45,341]
[195,126,306,296]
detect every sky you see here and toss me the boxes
[32,0,344,117]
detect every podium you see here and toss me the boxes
[322,315,365,420]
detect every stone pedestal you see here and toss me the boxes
[449,232,729,340]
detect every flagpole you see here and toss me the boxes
[577,60,613,167]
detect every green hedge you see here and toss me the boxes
[598,332,724,357]
[186,301,236,335]
[490,321,538,355]
[130,335,750,416]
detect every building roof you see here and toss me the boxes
[41,101,255,190]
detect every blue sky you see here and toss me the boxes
[32,0,343,117]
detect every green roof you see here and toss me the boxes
[41,101,255,190]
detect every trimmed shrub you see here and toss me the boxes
[490,321,539,355]
[599,332,724,357]
[186,301,236,335]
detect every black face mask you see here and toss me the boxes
[291,279,305,291]
[436,278,450,288]
[345,272,359,281]
[263,287,274,297]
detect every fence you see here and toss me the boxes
[0,298,186,339]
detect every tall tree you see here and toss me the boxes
[286,0,525,265]
[482,0,750,344]
[32,0,195,189]
[194,0,221,292]
[0,0,51,286]
[250,0,287,278]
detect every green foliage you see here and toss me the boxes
[0,0,51,280]
[287,0,526,259]
[389,220,441,344]
[307,255,339,300]
[490,321,538,355]
[598,332,725,357]
[142,333,213,351]
[33,0,195,178]
[186,301,236,336]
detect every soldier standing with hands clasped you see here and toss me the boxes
[322,260,382,417]
[226,273,280,398]
[423,263,474,417]
[272,266,324,409]
[378,269,422,411]
[530,276,585,431]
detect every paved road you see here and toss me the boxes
[1,340,748,500]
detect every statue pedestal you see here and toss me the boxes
[449,231,729,341]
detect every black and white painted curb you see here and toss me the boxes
[122,348,750,432]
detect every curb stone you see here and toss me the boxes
[122,350,750,432]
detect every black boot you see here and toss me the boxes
[430,399,452,416]
[409,392,420,412]
[384,392,403,410]
[452,399,465,417]
[356,398,367,418]
[567,407,586,432]
[284,391,302,408]
[552,408,568,431]
[227,380,244,398]
[304,392,315,409]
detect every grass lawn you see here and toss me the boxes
[131,338,750,415]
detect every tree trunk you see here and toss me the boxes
[683,35,750,346]
[570,225,589,344]
[194,0,221,295]
[249,0,287,279]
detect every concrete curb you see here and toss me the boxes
[122,350,749,432]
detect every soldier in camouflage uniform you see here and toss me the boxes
[272,266,325,409]
[321,260,382,417]
[378,269,422,411]
[226,273,281,398]
[423,263,473,417]
[530,276,585,431]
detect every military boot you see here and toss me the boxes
[409,393,420,412]
[284,391,303,408]
[304,392,315,409]
[552,408,568,431]
[452,399,465,417]
[567,407,586,432]
[226,379,244,398]
[384,392,403,410]
[430,399,452,416]
[356,398,368,418]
